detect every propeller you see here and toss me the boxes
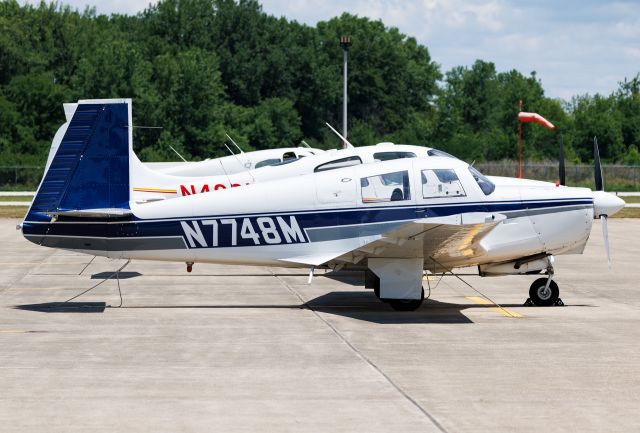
[594,136,603,191]
[601,214,611,269]
[591,136,624,269]
[558,133,565,186]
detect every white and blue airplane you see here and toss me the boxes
[130,141,440,202]
[145,146,324,176]
[19,99,625,311]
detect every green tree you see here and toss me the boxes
[570,94,624,162]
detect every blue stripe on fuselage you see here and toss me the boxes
[22,198,593,249]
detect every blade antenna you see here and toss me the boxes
[169,145,188,162]
[225,133,245,154]
[223,139,256,183]
[325,122,354,148]
[222,142,235,156]
[300,140,311,148]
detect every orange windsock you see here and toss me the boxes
[518,112,555,129]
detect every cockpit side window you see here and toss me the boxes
[361,170,410,203]
[373,151,417,161]
[314,156,362,172]
[468,166,495,195]
[282,151,296,161]
[421,169,466,198]
[255,158,281,169]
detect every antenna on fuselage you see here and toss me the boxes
[222,134,255,183]
[325,122,354,149]
[301,140,311,148]
[168,145,188,162]
[225,133,245,154]
[222,142,235,156]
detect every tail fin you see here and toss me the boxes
[25,99,132,221]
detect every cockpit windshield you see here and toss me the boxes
[468,166,495,195]
[427,148,457,159]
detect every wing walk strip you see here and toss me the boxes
[273,274,450,433]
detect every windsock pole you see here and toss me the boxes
[516,106,556,179]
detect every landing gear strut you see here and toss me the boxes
[523,261,565,307]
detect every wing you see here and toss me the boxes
[279,212,506,270]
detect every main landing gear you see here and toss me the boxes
[386,288,425,311]
[366,259,425,312]
[372,275,425,311]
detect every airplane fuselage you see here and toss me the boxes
[23,157,595,271]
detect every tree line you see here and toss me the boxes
[1,0,639,167]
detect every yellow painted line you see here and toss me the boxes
[0,329,31,334]
[466,296,524,318]
[133,187,177,194]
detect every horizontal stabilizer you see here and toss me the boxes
[50,208,133,218]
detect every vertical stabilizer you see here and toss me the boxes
[25,99,132,222]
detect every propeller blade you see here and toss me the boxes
[594,136,603,191]
[601,215,611,269]
[559,133,566,186]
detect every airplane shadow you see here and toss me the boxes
[91,271,142,280]
[307,291,473,324]
[13,291,590,320]
[14,302,107,313]
[12,295,473,323]
[12,302,304,313]
[305,291,593,324]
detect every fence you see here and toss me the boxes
[475,162,640,191]
[0,166,45,191]
[1,162,639,191]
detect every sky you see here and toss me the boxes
[18,0,640,100]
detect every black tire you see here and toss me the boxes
[373,273,381,299]
[529,278,559,306]
[387,288,425,311]
[365,269,377,290]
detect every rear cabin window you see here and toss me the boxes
[255,158,281,168]
[421,169,466,198]
[373,151,417,161]
[361,170,411,203]
[314,156,362,172]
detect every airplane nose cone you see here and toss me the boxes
[593,191,625,218]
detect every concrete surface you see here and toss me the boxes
[1,218,639,432]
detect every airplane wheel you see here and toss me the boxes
[529,278,559,306]
[387,288,424,311]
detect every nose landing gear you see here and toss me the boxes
[525,266,564,306]
[527,277,560,306]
